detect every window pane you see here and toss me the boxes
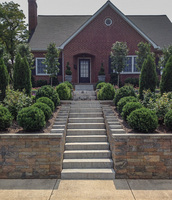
[37,59,46,74]
[123,57,132,72]
[134,57,140,72]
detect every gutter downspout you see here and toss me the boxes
[62,50,64,82]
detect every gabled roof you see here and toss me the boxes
[29,1,172,51]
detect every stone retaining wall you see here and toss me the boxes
[0,133,65,179]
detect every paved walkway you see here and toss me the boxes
[0,179,172,200]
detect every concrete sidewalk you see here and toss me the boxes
[0,179,172,200]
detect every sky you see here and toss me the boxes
[1,0,172,24]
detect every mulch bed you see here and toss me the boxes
[0,106,61,134]
[113,106,172,134]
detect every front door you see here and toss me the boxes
[79,59,90,83]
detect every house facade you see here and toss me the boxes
[28,0,172,84]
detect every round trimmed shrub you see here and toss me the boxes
[122,102,143,121]
[56,83,71,100]
[164,110,172,130]
[114,85,136,106]
[17,107,45,131]
[96,82,106,90]
[117,96,138,113]
[97,83,115,100]
[64,81,73,89]
[0,106,13,130]
[32,102,52,121]
[36,85,60,107]
[36,97,55,111]
[127,108,158,133]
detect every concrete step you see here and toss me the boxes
[63,150,111,159]
[63,159,113,169]
[69,118,104,123]
[51,129,64,133]
[65,142,109,150]
[67,129,106,135]
[69,113,103,118]
[70,108,102,113]
[52,125,65,129]
[66,135,107,142]
[54,121,67,125]
[67,123,105,129]
[110,129,125,134]
[109,125,123,129]
[61,168,115,180]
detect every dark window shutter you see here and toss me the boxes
[32,60,36,75]
[58,58,62,75]
[109,56,113,74]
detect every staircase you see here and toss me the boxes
[61,101,115,179]
[73,85,96,100]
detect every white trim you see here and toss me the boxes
[62,50,65,82]
[78,57,91,83]
[36,57,49,76]
[121,55,141,74]
[59,1,160,50]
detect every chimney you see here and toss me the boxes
[28,0,37,35]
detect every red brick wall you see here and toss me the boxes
[28,0,37,34]
[64,5,150,84]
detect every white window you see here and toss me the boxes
[36,58,48,75]
[122,56,140,74]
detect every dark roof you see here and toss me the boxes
[29,14,172,51]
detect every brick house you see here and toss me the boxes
[28,0,172,84]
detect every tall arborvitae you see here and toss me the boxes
[139,55,157,99]
[0,58,9,101]
[160,55,172,95]
[13,54,32,96]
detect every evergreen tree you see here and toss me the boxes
[0,58,9,100]
[13,53,22,91]
[160,55,172,95]
[139,55,157,99]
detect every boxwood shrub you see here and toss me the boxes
[56,83,71,100]
[164,110,172,130]
[64,81,73,89]
[122,102,143,121]
[97,83,115,100]
[36,85,60,107]
[96,82,106,90]
[32,102,52,121]
[117,96,138,113]
[0,106,13,130]
[127,108,158,133]
[114,85,136,106]
[17,107,45,131]
[36,97,55,111]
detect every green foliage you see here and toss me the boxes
[141,89,157,108]
[3,87,33,119]
[127,108,158,133]
[0,58,9,101]
[110,42,129,87]
[164,110,172,130]
[36,85,60,107]
[65,62,72,75]
[98,83,115,100]
[96,82,106,90]
[32,102,52,121]
[122,102,143,121]
[114,85,136,106]
[0,105,13,130]
[124,77,139,87]
[0,1,28,80]
[36,79,48,87]
[36,97,55,112]
[117,96,138,113]
[139,55,157,99]
[64,81,73,89]
[160,56,172,95]
[17,107,45,131]
[50,77,59,86]
[98,63,105,75]
[56,83,71,100]
[158,45,172,71]
[43,43,60,86]
[109,73,119,86]
[135,42,153,71]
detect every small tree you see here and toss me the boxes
[0,58,9,101]
[98,63,105,75]
[65,62,72,75]
[139,54,157,99]
[160,55,172,95]
[13,54,32,96]
[43,43,60,86]
[135,42,153,71]
[110,41,129,87]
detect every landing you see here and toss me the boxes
[75,85,94,91]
